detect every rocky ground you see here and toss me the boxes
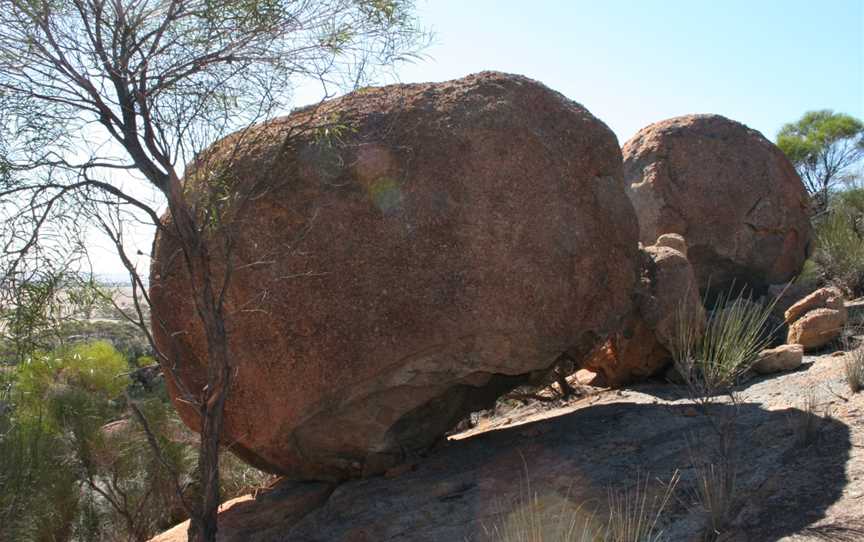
[152,336,864,542]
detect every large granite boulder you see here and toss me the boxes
[623,114,812,294]
[149,72,640,480]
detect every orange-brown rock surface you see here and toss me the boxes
[788,309,848,352]
[623,115,812,293]
[784,286,846,324]
[149,348,862,542]
[582,234,705,386]
[785,287,848,351]
[149,72,640,480]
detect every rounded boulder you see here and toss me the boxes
[149,72,640,480]
[623,114,812,293]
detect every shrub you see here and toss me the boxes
[14,340,130,410]
[0,400,81,542]
[833,186,864,215]
[0,339,271,541]
[813,207,864,296]
[58,319,154,360]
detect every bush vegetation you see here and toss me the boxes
[0,341,271,542]
[810,187,864,296]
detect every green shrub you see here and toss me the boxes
[833,187,864,215]
[0,398,82,541]
[58,319,154,361]
[14,341,130,413]
[813,205,864,296]
[1,339,271,541]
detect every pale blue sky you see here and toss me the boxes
[95,0,864,277]
[300,0,864,144]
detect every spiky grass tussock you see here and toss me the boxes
[672,287,777,401]
[692,461,737,541]
[843,344,864,394]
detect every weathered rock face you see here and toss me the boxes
[582,235,704,386]
[149,72,640,480]
[785,287,848,351]
[623,115,812,294]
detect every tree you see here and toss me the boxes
[0,2,426,540]
[777,110,864,213]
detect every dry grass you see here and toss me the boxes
[843,343,864,394]
[481,471,679,542]
[794,389,820,446]
[788,389,832,447]
[481,489,601,542]
[605,471,679,542]
[691,461,737,541]
[685,420,739,542]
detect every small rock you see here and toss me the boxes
[787,308,847,351]
[655,233,688,256]
[752,344,804,374]
[784,287,846,325]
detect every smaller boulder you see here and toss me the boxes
[784,287,848,351]
[784,287,846,325]
[582,318,670,387]
[581,235,705,386]
[641,242,705,348]
[752,344,804,374]
[787,308,847,351]
[623,114,812,294]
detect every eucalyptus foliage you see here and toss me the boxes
[777,110,864,211]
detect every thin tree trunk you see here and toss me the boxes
[164,183,233,542]
[193,339,230,542]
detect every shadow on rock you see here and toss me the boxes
[154,401,853,541]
